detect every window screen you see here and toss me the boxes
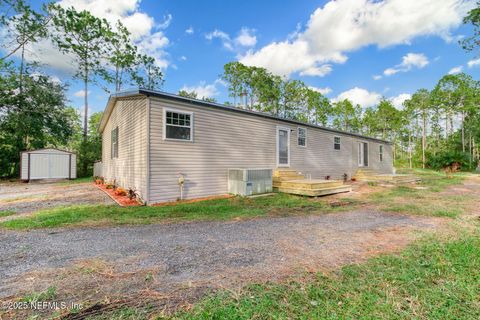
[334,136,341,150]
[111,127,118,158]
[298,127,306,146]
[165,110,192,141]
[379,145,383,162]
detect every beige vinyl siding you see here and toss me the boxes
[101,96,148,201]
[148,97,393,204]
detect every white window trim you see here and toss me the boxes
[358,141,369,167]
[334,136,341,151]
[297,127,307,147]
[276,126,291,167]
[163,107,194,142]
[111,126,118,159]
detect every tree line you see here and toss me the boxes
[0,0,164,177]
[218,61,480,171]
[2,0,480,178]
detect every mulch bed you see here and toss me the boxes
[94,184,141,207]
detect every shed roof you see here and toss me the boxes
[20,148,75,155]
[99,88,392,144]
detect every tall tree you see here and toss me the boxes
[49,4,112,139]
[132,54,164,91]
[3,1,49,91]
[404,89,431,168]
[0,66,76,177]
[104,21,138,92]
[305,88,332,126]
[332,99,361,133]
[0,0,51,62]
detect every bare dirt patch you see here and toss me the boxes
[0,181,114,221]
[0,209,443,319]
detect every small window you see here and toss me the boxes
[334,136,341,150]
[111,127,119,158]
[298,127,306,146]
[164,109,193,141]
[379,145,383,162]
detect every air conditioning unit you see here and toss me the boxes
[228,168,273,196]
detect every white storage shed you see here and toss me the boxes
[20,148,76,180]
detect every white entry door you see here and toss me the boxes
[277,127,290,167]
[358,142,369,167]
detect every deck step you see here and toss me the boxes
[274,185,352,197]
[356,173,421,183]
[273,179,344,189]
[274,169,303,177]
[273,175,305,182]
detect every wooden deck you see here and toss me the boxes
[273,170,351,197]
[353,168,420,184]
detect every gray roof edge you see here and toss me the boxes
[106,88,392,144]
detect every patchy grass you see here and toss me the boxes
[0,193,360,230]
[21,286,57,303]
[173,229,480,320]
[0,210,15,217]
[0,194,49,204]
[367,171,470,218]
[57,176,93,185]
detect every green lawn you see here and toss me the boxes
[0,210,15,217]
[58,176,93,185]
[1,169,472,230]
[173,230,480,320]
[367,171,469,218]
[0,193,360,230]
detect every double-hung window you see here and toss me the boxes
[298,127,306,146]
[379,145,383,162]
[111,126,118,158]
[164,109,193,141]
[334,136,341,150]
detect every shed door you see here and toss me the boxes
[30,153,70,179]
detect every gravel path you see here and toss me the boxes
[0,181,114,218]
[0,210,440,299]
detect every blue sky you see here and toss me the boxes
[21,0,480,117]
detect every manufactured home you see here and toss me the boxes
[98,89,393,204]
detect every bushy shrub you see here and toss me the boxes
[427,150,473,171]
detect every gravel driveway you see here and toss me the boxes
[0,181,114,218]
[0,210,441,302]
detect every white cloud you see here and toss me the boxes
[7,0,172,72]
[239,0,471,77]
[373,75,383,80]
[308,86,332,95]
[180,79,224,99]
[300,64,332,77]
[383,53,429,76]
[234,27,257,47]
[180,56,187,61]
[390,93,411,109]
[205,29,233,50]
[448,65,463,74]
[74,90,90,97]
[332,87,381,107]
[206,27,257,52]
[185,26,194,34]
[467,58,480,68]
